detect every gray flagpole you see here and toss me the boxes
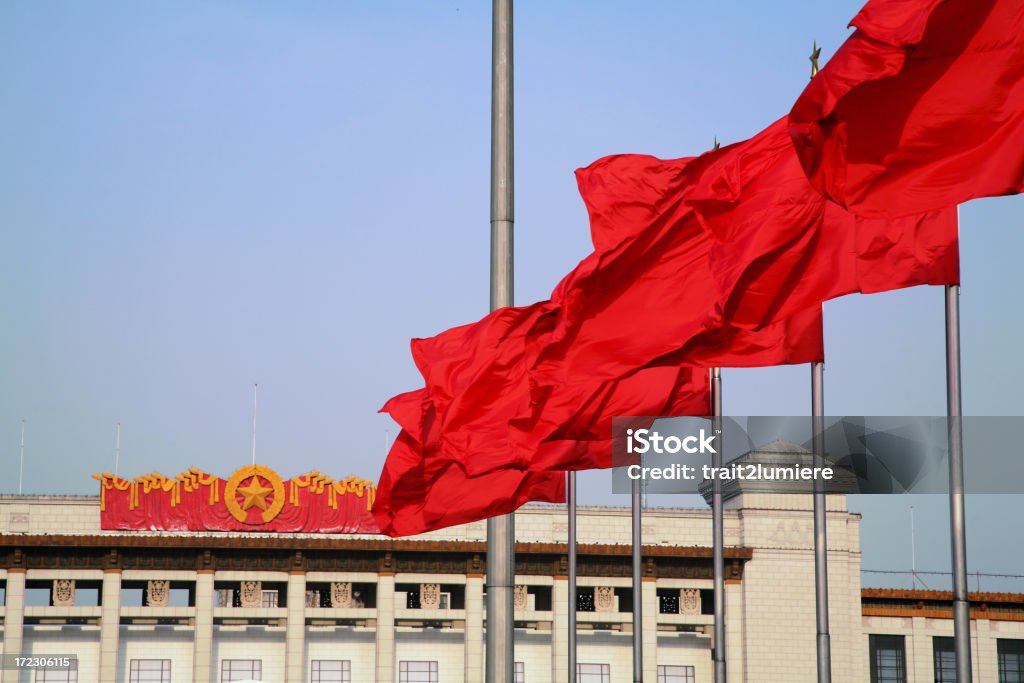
[632,471,643,682]
[486,0,515,681]
[811,360,832,683]
[946,282,973,682]
[806,48,832,683]
[711,367,726,683]
[568,471,577,683]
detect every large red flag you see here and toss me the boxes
[371,389,566,537]
[687,118,960,329]
[789,0,1024,217]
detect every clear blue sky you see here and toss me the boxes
[2,1,1022,590]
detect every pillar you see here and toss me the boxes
[465,574,484,683]
[376,573,395,683]
[193,570,214,683]
[285,572,306,683]
[99,570,121,683]
[642,578,658,681]
[551,577,569,683]
[1,570,26,683]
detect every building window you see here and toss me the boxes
[576,589,595,612]
[311,660,351,683]
[305,589,321,607]
[933,636,956,683]
[576,663,610,683]
[221,659,261,682]
[514,661,525,683]
[398,661,438,683]
[261,589,279,608]
[657,664,696,683]
[129,659,171,683]
[870,635,907,683]
[35,672,77,683]
[999,639,1024,683]
[216,588,235,607]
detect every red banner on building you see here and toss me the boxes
[93,465,380,534]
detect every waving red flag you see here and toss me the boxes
[371,389,566,537]
[687,118,960,329]
[789,0,1024,217]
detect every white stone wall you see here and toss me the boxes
[21,625,101,683]
[211,627,286,682]
[118,627,194,683]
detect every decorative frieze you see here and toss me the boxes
[514,584,528,610]
[146,580,170,607]
[52,579,75,606]
[419,583,441,609]
[330,581,353,608]
[595,586,616,613]
[680,588,701,615]
[239,580,262,608]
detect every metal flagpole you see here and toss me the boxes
[711,367,726,683]
[251,383,258,466]
[946,283,973,682]
[486,0,515,681]
[811,360,832,683]
[115,422,121,478]
[568,471,577,683]
[910,506,918,590]
[19,419,25,495]
[632,471,643,682]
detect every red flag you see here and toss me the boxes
[789,0,1024,217]
[687,118,960,329]
[371,389,566,537]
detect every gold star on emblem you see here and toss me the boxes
[237,475,273,511]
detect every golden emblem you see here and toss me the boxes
[224,465,285,524]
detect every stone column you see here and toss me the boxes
[99,570,122,683]
[1,570,26,683]
[193,570,214,683]
[464,574,484,683]
[551,577,569,683]
[642,578,658,681]
[285,572,306,683]
[375,573,395,683]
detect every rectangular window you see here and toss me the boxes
[576,663,610,683]
[870,635,907,683]
[221,659,262,682]
[216,588,234,608]
[514,661,525,683]
[657,664,696,683]
[311,660,351,683]
[398,661,438,683]
[129,659,171,683]
[261,589,279,608]
[305,590,321,608]
[933,636,956,683]
[1000,639,1024,683]
[35,672,77,683]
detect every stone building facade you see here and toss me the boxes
[0,491,1020,682]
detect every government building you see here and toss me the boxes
[0,453,1021,683]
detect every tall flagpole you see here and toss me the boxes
[811,359,831,683]
[251,383,258,466]
[946,282,973,682]
[114,422,121,478]
[631,471,643,682]
[19,419,25,495]
[710,367,726,683]
[486,0,515,681]
[567,471,577,683]
[804,47,833,683]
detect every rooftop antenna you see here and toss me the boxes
[251,383,258,466]
[115,422,121,477]
[910,505,918,590]
[19,419,25,495]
